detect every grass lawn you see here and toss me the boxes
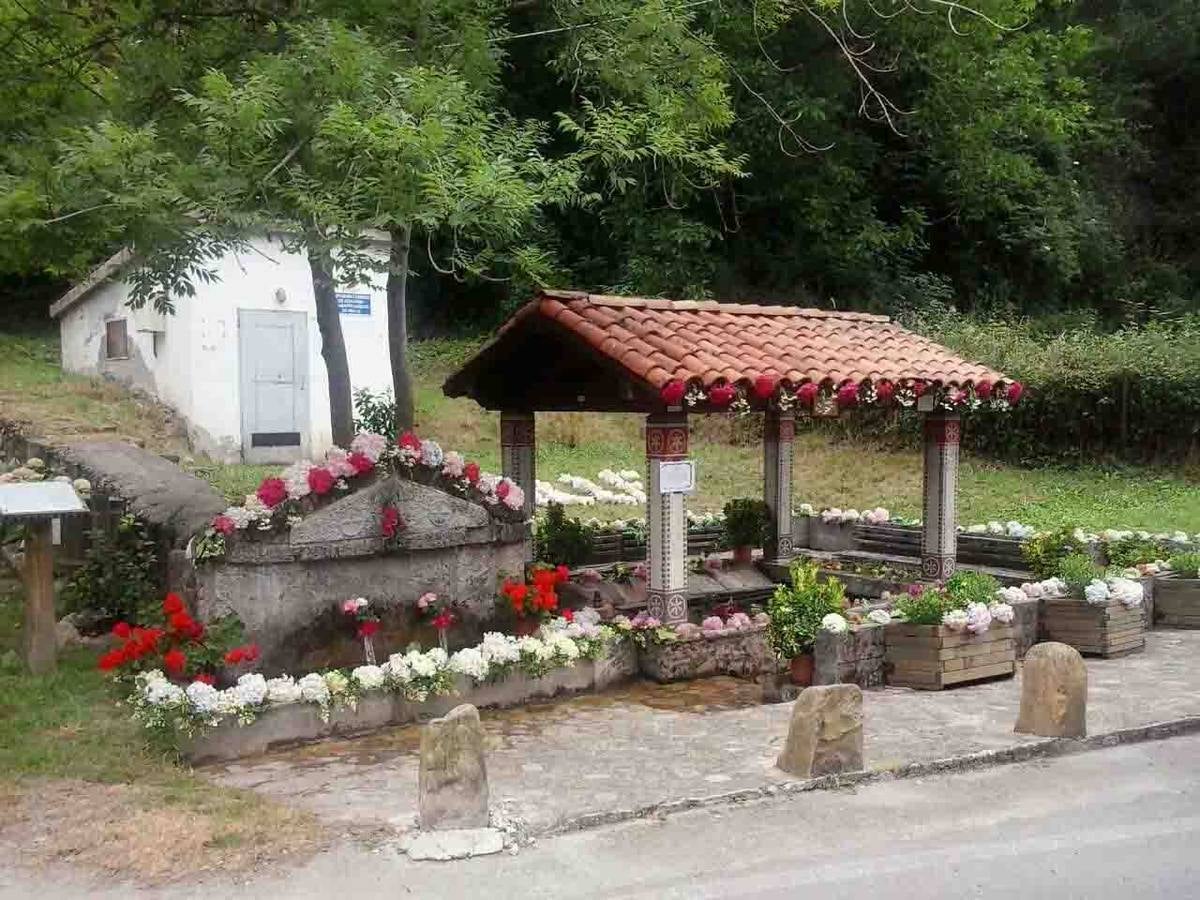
[0,572,320,881]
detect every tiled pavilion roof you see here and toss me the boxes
[444,290,1009,412]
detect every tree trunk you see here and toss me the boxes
[307,246,355,448]
[387,223,416,434]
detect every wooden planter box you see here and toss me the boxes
[1153,574,1200,628]
[884,622,1015,690]
[1042,597,1145,656]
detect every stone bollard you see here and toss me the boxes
[418,704,489,831]
[776,684,863,778]
[1014,642,1087,738]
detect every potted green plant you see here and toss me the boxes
[1155,551,1200,628]
[767,559,846,685]
[723,498,770,565]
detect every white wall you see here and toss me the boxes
[57,233,394,463]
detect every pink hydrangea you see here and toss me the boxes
[350,432,388,463]
[727,612,752,630]
[325,447,357,479]
[701,615,725,633]
[500,482,525,511]
[442,451,465,479]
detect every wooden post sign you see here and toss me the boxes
[0,482,88,675]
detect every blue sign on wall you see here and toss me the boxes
[336,292,372,316]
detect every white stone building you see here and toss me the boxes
[50,233,393,463]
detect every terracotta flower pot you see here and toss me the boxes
[789,653,814,686]
[514,617,541,637]
[732,545,753,565]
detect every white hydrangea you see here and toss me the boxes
[988,602,1015,625]
[479,632,521,667]
[841,509,861,523]
[449,647,489,682]
[279,460,315,500]
[186,681,224,716]
[383,653,411,683]
[546,633,581,662]
[426,647,448,667]
[265,676,302,704]
[227,673,268,708]
[142,674,186,707]
[352,665,386,691]
[997,586,1026,605]
[942,609,969,631]
[821,507,843,523]
[409,652,438,678]
[863,507,890,525]
[797,503,815,516]
[867,609,891,626]
[820,613,848,634]
[574,607,602,627]
[299,672,330,704]
[420,440,444,469]
[964,602,992,634]
[517,636,554,661]
[1107,577,1144,608]
[1083,579,1111,605]
[986,521,1006,535]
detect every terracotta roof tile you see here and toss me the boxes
[454,291,1007,403]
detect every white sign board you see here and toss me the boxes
[657,460,695,494]
[0,482,87,519]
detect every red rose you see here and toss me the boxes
[752,375,776,400]
[660,380,686,405]
[112,622,132,640]
[164,648,187,677]
[554,564,570,584]
[562,608,574,623]
[357,621,379,639]
[307,466,335,496]
[212,514,236,536]
[836,382,860,407]
[464,462,480,484]
[707,383,736,407]
[974,379,993,400]
[192,673,216,686]
[347,452,374,475]
[876,380,895,404]
[1006,381,1024,405]
[162,593,184,615]
[98,649,124,672]
[796,382,819,406]
[256,476,288,508]
[495,479,511,500]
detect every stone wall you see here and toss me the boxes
[637,627,777,682]
[193,476,528,672]
[814,624,885,688]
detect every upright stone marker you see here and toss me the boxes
[762,409,795,564]
[0,481,88,675]
[645,411,690,624]
[418,704,489,830]
[1015,641,1087,738]
[920,410,960,580]
[776,684,864,777]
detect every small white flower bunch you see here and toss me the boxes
[867,608,892,626]
[821,613,849,634]
[1083,579,1111,605]
[352,665,386,691]
[1106,577,1143,608]
[988,601,1015,625]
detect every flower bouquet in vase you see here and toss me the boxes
[342,597,380,664]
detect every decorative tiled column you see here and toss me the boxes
[763,409,795,563]
[646,412,689,624]
[500,411,536,519]
[921,411,961,580]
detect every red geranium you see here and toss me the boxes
[836,382,860,407]
[357,620,379,639]
[163,648,187,677]
[98,649,124,671]
[464,462,481,484]
[162,593,184,616]
[224,643,260,666]
[212,514,236,536]
[707,383,736,407]
[562,608,574,623]
[876,380,895,404]
[432,610,455,631]
[1006,381,1024,405]
[501,579,529,615]
[192,673,216,686]
[752,375,776,400]
[307,466,335,496]
[112,621,132,640]
[974,379,993,401]
[796,382,819,406]
[555,564,570,584]
[660,380,686,405]
[347,452,374,475]
[256,476,287,508]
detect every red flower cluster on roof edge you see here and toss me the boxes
[659,376,1024,411]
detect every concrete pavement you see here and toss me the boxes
[4,732,1199,898]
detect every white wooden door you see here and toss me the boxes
[238,309,309,463]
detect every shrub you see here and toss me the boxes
[534,502,593,567]
[766,560,846,659]
[353,388,396,441]
[1168,552,1200,579]
[61,514,162,629]
[723,497,770,548]
[895,586,960,626]
[1057,553,1103,595]
[1022,527,1089,579]
[1105,536,1168,568]
[945,571,1000,606]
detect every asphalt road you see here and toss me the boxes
[5,734,1199,899]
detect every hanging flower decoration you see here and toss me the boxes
[974,379,993,401]
[836,381,860,408]
[875,379,895,405]
[752,375,776,400]
[796,381,820,407]
[1006,381,1025,405]
[342,597,379,640]
[660,379,686,405]
[707,383,736,407]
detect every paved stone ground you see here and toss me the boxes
[208,630,1200,834]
